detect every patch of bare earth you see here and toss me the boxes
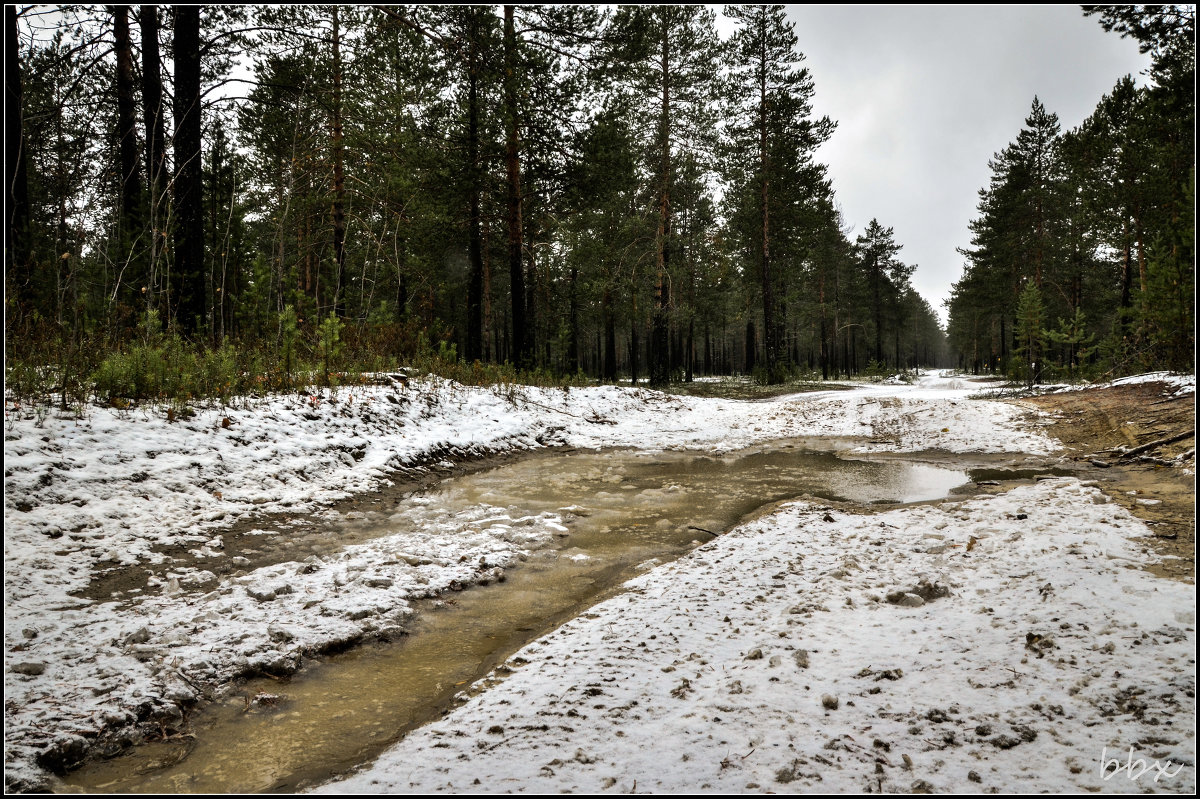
[1018,380,1195,582]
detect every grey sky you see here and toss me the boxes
[775,4,1154,324]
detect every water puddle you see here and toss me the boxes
[61,445,969,793]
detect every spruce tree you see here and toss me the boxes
[1013,280,1045,386]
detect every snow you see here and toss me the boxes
[1110,372,1195,396]
[1043,371,1196,399]
[3,371,1193,793]
[316,479,1196,794]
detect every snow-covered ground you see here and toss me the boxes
[317,480,1195,794]
[3,371,1193,792]
[989,372,1197,401]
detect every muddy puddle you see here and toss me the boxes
[61,444,973,793]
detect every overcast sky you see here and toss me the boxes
[759,5,1154,324]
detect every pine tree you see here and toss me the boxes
[1009,98,1065,290]
[111,5,143,329]
[502,6,528,367]
[503,5,605,369]
[330,6,347,320]
[854,219,903,368]
[609,6,720,386]
[951,98,1071,376]
[562,105,644,381]
[722,4,834,383]
[1142,167,1195,370]
[5,6,31,313]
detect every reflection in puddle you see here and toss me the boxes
[61,446,967,794]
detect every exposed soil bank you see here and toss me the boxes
[1018,380,1195,582]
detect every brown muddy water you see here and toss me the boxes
[60,444,973,794]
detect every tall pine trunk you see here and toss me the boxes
[503,6,528,368]
[872,262,883,366]
[140,6,167,318]
[567,264,579,373]
[331,7,347,319]
[173,6,204,337]
[465,12,484,362]
[113,5,143,326]
[650,14,671,387]
[602,288,616,382]
[5,6,31,310]
[757,18,779,382]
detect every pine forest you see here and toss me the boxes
[4,5,1194,408]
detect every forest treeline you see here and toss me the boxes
[5,4,949,404]
[946,5,1195,383]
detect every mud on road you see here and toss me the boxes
[1018,379,1195,583]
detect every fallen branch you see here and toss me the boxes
[687,525,718,537]
[1136,455,1176,466]
[480,732,520,752]
[1120,430,1194,459]
[498,388,620,424]
[1149,394,1192,406]
[584,415,617,425]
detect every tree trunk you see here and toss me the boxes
[503,6,528,368]
[526,227,539,365]
[757,18,778,382]
[685,317,694,382]
[1119,219,1133,342]
[567,264,579,373]
[5,6,30,307]
[819,274,828,381]
[650,14,671,387]
[140,6,167,317]
[331,6,347,319]
[394,230,408,322]
[602,287,616,382]
[113,5,143,322]
[465,12,484,362]
[703,326,712,375]
[1000,314,1008,374]
[173,5,204,337]
[629,321,639,385]
[209,123,225,346]
[482,214,493,361]
[745,320,756,373]
[872,261,883,366]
